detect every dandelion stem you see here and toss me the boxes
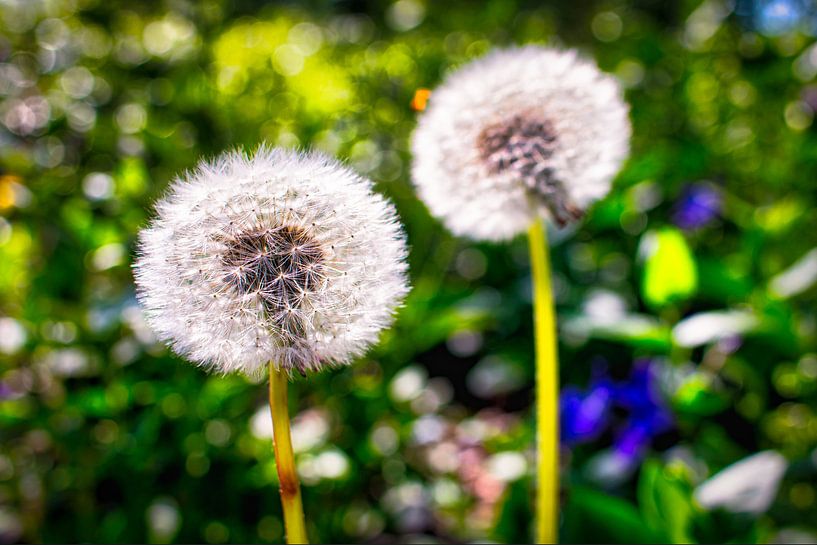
[529,218,559,544]
[268,363,308,544]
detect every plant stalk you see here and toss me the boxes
[268,363,308,544]
[529,218,559,544]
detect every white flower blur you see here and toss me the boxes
[134,146,409,376]
[411,46,631,241]
[694,450,787,515]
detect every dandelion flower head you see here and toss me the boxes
[134,147,409,377]
[411,45,631,241]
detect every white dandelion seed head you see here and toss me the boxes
[411,45,631,241]
[133,146,410,377]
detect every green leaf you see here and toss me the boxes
[115,156,148,197]
[491,477,533,544]
[673,372,730,416]
[638,460,695,543]
[641,227,698,308]
[564,312,673,352]
[562,485,663,544]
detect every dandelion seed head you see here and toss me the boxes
[134,146,409,377]
[411,46,631,240]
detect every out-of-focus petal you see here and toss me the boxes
[694,451,788,515]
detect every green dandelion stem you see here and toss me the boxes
[529,218,559,544]
[268,363,309,544]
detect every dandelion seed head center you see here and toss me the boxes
[477,114,583,226]
[478,114,557,169]
[220,224,325,314]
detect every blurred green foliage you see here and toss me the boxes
[1,0,817,543]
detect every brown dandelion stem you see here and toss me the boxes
[268,363,308,544]
[529,218,559,544]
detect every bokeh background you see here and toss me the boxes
[2,0,817,542]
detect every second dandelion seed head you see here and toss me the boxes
[412,46,631,241]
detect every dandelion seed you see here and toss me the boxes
[411,45,631,240]
[133,146,409,376]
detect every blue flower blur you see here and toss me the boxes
[673,183,722,231]
[560,372,614,446]
[560,360,674,466]
[736,0,817,36]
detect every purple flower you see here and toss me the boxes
[0,381,16,400]
[560,360,674,467]
[611,360,674,463]
[673,183,721,230]
[560,379,613,445]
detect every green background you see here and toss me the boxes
[1,0,816,542]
